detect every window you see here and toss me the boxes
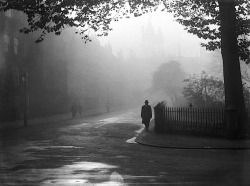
[3,34,10,52]
[14,37,19,54]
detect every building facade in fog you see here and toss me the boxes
[0,10,68,121]
[66,33,131,111]
[0,10,139,121]
[0,10,31,120]
[140,21,165,64]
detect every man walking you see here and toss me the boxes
[141,100,152,131]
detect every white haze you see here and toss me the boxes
[1,9,227,114]
[50,10,224,107]
[100,11,201,59]
[99,11,213,106]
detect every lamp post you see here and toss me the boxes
[22,72,28,127]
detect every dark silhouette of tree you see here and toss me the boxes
[207,49,250,85]
[152,60,185,104]
[164,1,250,63]
[164,0,249,126]
[0,0,160,43]
[1,0,249,125]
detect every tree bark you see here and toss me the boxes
[218,1,246,126]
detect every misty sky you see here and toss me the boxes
[100,11,202,59]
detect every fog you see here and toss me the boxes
[101,12,201,59]
[39,29,148,114]
[99,11,215,106]
[3,10,246,120]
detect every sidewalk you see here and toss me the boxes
[0,107,107,131]
[136,122,250,149]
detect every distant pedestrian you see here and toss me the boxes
[141,100,152,131]
[71,103,77,118]
[78,103,82,116]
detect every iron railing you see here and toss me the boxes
[154,106,250,138]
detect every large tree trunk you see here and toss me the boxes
[218,1,246,127]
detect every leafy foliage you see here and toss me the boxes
[0,0,160,43]
[1,0,249,63]
[182,71,225,107]
[163,0,250,63]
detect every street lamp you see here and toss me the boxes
[22,72,28,127]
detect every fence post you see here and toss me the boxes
[226,106,238,139]
[154,104,164,133]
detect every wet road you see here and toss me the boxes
[1,109,250,185]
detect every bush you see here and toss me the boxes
[182,71,225,107]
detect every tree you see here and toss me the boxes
[207,49,250,85]
[1,0,249,124]
[182,71,225,107]
[152,60,185,104]
[164,0,250,125]
[0,0,159,43]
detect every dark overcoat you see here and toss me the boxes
[141,105,152,124]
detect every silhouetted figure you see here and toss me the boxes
[141,100,152,131]
[78,103,82,116]
[71,103,77,118]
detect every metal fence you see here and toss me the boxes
[154,106,250,138]
[164,107,226,136]
[239,108,250,137]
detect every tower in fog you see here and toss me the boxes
[140,20,166,64]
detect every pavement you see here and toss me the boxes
[1,109,250,150]
[0,107,107,131]
[135,121,250,150]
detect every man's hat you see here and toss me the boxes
[145,100,149,103]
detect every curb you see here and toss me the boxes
[135,130,250,150]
